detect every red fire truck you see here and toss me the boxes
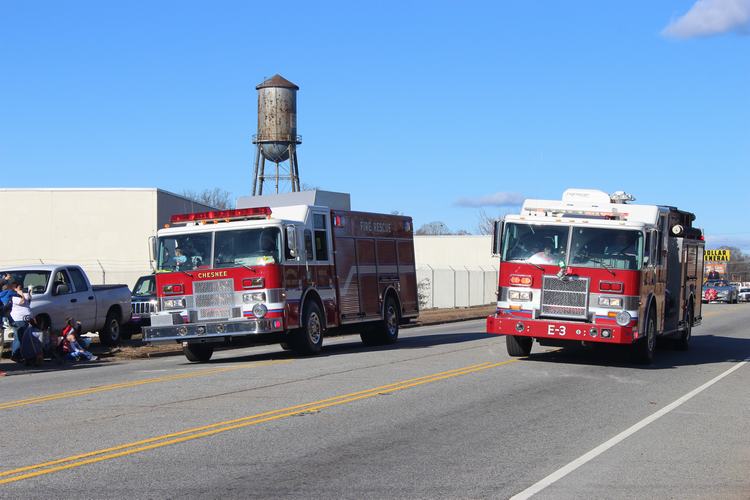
[486,189,704,364]
[144,191,419,362]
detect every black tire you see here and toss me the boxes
[289,300,324,355]
[120,324,134,341]
[99,310,121,347]
[675,303,693,351]
[506,335,533,357]
[183,343,214,362]
[360,295,400,346]
[631,310,656,364]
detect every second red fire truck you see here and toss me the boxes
[144,191,419,362]
[486,189,704,364]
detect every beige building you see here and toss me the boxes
[0,188,214,287]
[414,235,496,270]
[414,235,499,308]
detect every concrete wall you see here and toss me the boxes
[0,188,214,288]
[414,235,499,309]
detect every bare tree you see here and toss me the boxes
[477,208,512,235]
[416,221,452,235]
[181,188,233,209]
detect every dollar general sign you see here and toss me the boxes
[704,249,731,262]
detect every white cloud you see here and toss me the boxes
[455,192,525,207]
[662,0,750,38]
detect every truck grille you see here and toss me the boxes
[194,278,235,321]
[132,301,157,315]
[541,276,589,319]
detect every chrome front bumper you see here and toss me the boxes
[143,318,283,342]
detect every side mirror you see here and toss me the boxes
[148,236,157,264]
[286,225,298,258]
[55,283,69,295]
[491,220,504,256]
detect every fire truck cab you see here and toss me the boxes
[486,189,704,364]
[144,191,419,362]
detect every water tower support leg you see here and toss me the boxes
[290,145,300,192]
[258,155,266,195]
[251,144,261,195]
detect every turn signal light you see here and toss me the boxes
[510,275,533,286]
[163,284,184,295]
[242,277,265,289]
[600,281,623,293]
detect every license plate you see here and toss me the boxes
[546,324,568,336]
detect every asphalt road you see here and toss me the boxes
[1,303,748,499]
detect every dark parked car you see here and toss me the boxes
[125,274,157,339]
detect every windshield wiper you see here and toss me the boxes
[587,258,616,276]
[522,259,545,272]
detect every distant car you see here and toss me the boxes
[125,274,157,339]
[738,287,750,303]
[702,280,738,304]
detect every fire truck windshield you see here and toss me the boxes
[214,227,281,268]
[157,233,212,272]
[502,223,569,265]
[156,227,283,272]
[502,223,644,270]
[569,227,643,271]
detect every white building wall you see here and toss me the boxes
[414,235,499,309]
[0,188,214,288]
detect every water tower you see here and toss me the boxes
[251,74,302,195]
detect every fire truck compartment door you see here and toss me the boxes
[335,238,361,318]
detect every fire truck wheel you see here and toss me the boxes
[360,296,400,346]
[290,301,324,355]
[675,304,692,351]
[99,310,121,347]
[183,343,214,362]
[506,335,533,357]
[631,311,656,364]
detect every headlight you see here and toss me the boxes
[615,311,631,326]
[509,290,532,302]
[252,303,268,318]
[598,296,623,308]
[163,298,186,309]
[243,292,266,303]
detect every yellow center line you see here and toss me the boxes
[0,360,291,411]
[0,358,519,485]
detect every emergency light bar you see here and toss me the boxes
[170,207,272,224]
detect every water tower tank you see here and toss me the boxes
[255,74,300,163]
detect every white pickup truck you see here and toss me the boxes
[0,264,132,346]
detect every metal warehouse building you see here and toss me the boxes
[0,188,214,288]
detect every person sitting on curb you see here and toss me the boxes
[61,318,97,362]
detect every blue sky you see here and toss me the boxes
[2,1,748,248]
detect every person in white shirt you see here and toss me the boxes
[9,282,31,325]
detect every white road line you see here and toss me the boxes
[510,358,749,500]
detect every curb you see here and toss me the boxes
[114,310,495,360]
